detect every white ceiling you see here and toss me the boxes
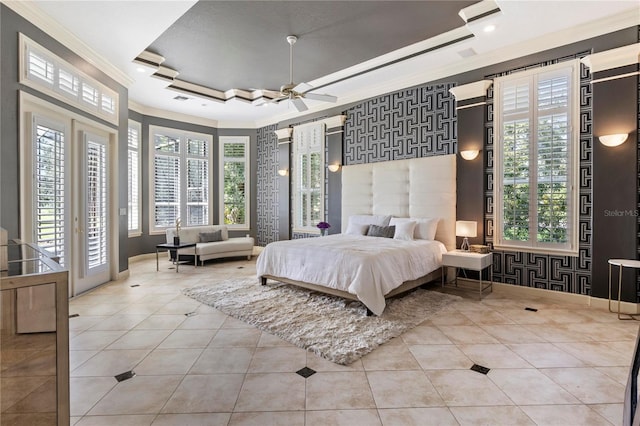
[9,0,640,128]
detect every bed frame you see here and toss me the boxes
[261,154,457,314]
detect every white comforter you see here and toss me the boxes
[256,234,446,315]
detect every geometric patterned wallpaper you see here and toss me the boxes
[484,52,594,296]
[256,124,280,247]
[344,83,458,164]
[257,45,635,300]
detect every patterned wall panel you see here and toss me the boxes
[485,52,593,296]
[256,124,279,246]
[344,83,457,165]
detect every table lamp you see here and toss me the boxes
[456,220,477,251]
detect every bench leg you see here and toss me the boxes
[260,277,267,286]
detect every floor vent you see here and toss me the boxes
[470,364,490,375]
[296,367,316,378]
[115,370,136,382]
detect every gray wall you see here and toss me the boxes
[591,63,639,301]
[0,5,129,272]
[126,113,257,257]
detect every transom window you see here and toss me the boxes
[20,34,119,125]
[493,61,579,255]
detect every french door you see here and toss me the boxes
[23,99,116,296]
[73,126,111,294]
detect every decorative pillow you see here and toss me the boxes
[390,217,439,240]
[366,225,396,238]
[199,230,223,243]
[393,220,416,241]
[347,214,392,228]
[413,217,439,240]
[345,222,369,236]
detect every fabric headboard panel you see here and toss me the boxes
[341,155,457,251]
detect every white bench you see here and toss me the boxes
[166,225,254,266]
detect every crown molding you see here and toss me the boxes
[128,100,219,128]
[580,42,640,73]
[2,0,133,88]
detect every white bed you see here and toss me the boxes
[257,154,457,315]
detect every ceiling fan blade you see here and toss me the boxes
[291,97,308,112]
[292,82,314,93]
[304,92,337,103]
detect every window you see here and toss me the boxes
[292,123,325,234]
[127,120,141,236]
[220,136,250,229]
[150,126,212,233]
[20,33,119,125]
[32,117,68,266]
[493,61,579,255]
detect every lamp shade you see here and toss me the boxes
[456,220,477,238]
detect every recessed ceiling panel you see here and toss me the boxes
[145,0,477,91]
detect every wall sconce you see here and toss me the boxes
[327,163,341,173]
[456,220,477,251]
[460,149,480,160]
[599,133,628,147]
[277,168,288,176]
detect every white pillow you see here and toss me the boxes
[345,222,369,236]
[347,214,391,227]
[390,217,439,240]
[393,220,416,241]
[413,217,439,240]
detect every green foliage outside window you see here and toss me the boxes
[223,161,245,225]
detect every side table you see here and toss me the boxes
[608,258,640,320]
[156,242,197,272]
[442,250,493,300]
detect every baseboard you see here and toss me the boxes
[117,269,130,280]
[128,247,262,263]
[590,297,640,315]
[490,280,640,313]
[491,281,591,306]
[128,253,157,263]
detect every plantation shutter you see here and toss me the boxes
[186,137,208,226]
[292,123,325,233]
[495,62,576,254]
[127,123,140,233]
[85,137,108,269]
[154,133,181,227]
[34,121,66,266]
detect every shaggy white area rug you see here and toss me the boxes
[183,278,460,365]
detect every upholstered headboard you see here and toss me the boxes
[341,155,457,251]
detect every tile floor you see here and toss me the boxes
[65,255,639,425]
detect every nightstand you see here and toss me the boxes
[442,250,493,299]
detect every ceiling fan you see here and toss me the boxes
[258,35,337,112]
